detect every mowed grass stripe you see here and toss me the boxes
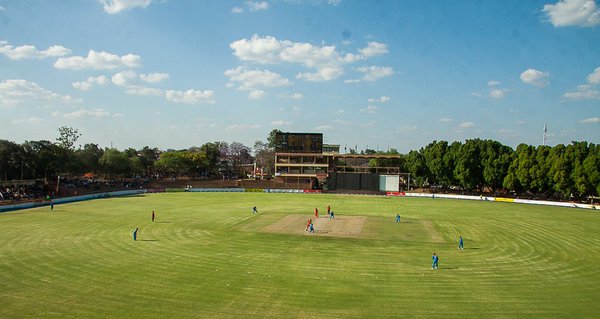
[1,192,599,318]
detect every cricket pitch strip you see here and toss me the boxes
[262,214,367,238]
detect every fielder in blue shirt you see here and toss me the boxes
[396,214,401,223]
[458,236,464,250]
[133,228,138,241]
[432,253,439,269]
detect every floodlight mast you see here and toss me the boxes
[543,123,547,146]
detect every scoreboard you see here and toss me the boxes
[275,132,323,153]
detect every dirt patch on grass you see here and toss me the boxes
[421,220,444,243]
[262,214,367,238]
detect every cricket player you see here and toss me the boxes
[458,236,464,250]
[133,228,139,241]
[309,223,315,233]
[327,205,331,216]
[152,210,155,222]
[396,214,401,223]
[330,211,334,219]
[50,200,54,211]
[252,206,258,214]
[314,207,318,218]
[432,253,439,269]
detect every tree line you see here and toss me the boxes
[0,128,598,199]
[0,127,256,181]
[368,139,599,200]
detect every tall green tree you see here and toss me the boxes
[155,151,190,176]
[422,141,453,187]
[0,140,23,180]
[99,149,130,177]
[75,143,104,174]
[453,139,483,190]
[406,150,427,187]
[56,126,81,151]
[481,140,513,191]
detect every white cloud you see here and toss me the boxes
[0,6,5,11]
[64,108,110,120]
[580,117,600,124]
[229,34,390,82]
[54,50,141,70]
[328,0,342,5]
[335,108,345,114]
[280,43,338,68]
[368,96,390,103]
[247,1,269,11]
[271,120,293,126]
[358,42,388,57]
[165,89,215,104]
[474,81,510,99]
[288,93,304,100]
[140,72,169,83]
[125,87,162,96]
[225,124,261,132]
[0,41,71,60]
[231,6,243,13]
[348,66,394,83]
[543,0,600,27]
[331,119,351,125]
[490,88,506,99]
[11,117,48,125]
[315,125,334,131]
[439,118,454,122]
[112,70,138,87]
[360,105,378,113]
[563,66,600,100]
[91,75,109,85]
[100,0,151,14]
[296,66,344,82]
[72,82,92,91]
[72,76,108,91]
[586,66,600,84]
[230,35,286,64]
[564,84,600,100]
[458,121,476,129]
[0,79,76,107]
[249,90,266,99]
[520,68,550,87]
[225,66,291,90]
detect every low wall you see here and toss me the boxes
[187,188,245,192]
[3,188,595,213]
[0,189,147,213]
[386,191,598,210]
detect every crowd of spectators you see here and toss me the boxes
[0,184,46,202]
[60,177,150,193]
[0,177,151,204]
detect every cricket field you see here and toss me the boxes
[1,192,598,318]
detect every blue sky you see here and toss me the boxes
[0,0,598,152]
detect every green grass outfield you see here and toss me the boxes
[1,193,599,318]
